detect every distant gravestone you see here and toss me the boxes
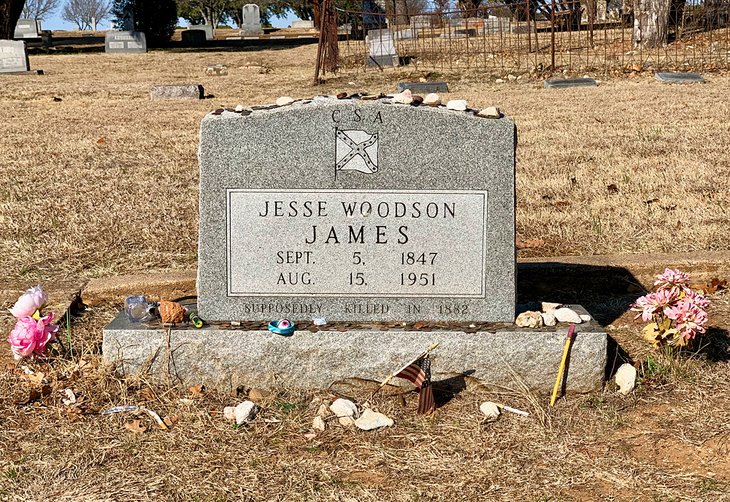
[367,28,398,67]
[655,72,705,84]
[197,98,516,322]
[241,4,263,35]
[397,81,449,94]
[291,20,314,29]
[411,15,431,29]
[105,31,147,53]
[150,84,204,100]
[0,40,30,73]
[188,24,214,40]
[544,77,597,89]
[14,19,40,39]
[181,29,207,45]
[394,28,417,40]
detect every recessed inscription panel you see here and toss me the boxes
[227,189,487,298]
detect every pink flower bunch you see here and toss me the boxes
[632,269,710,347]
[6,285,57,360]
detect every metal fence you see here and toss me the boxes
[333,1,730,75]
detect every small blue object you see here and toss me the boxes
[268,319,295,336]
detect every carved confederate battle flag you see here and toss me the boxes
[395,354,435,415]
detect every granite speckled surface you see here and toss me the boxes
[198,99,516,322]
[103,305,607,393]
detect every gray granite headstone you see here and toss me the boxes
[150,84,204,100]
[0,40,30,73]
[655,72,705,84]
[198,99,516,323]
[397,82,449,94]
[241,4,263,35]
[104,31,147,54]
[544,77,597,89]
[367,28,398,67]
[181,29,207,45]
[291,20,314,29]
[188,24,214,40]
[14,19,40,39]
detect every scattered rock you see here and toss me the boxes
[507,74,517,81]
[149,84,204,100]
[477,106,500,118]
[540,311,557,327]
[615,363,637,395]
[354,409,394,430]
[554,307,583,324]
[248,388,271,401]
[495,78,505,84]
[541,302,561,313]
[580,314,592,322]
[234,400,257,424]
[411,95,424,106]
[446,99,468,111]
[338,416,356,427]
[329,398,358,419]
[275,96,295,106]
[479,401,501,420]
[205,64,228,76]
[361,94,379,101]
[223,406,236,421]
[392,89,413,104]
[423,93,441,106]
[317,402,331,417]
[336,92,348,99]
[312,415,326,431]
[515,311,543,328]
[234,104,245,112]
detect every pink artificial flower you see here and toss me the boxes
[7,313,58,360]
[654,268,690,292]
[9,285,48,319]
[632,289,679,321]
[664,300,708,341]
[683,288,711,310]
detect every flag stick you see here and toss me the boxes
[494,403,530,417]
[550,324,576,406]
[371,342,440,398]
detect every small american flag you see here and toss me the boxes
[395,354,435,415]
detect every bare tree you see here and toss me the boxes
[22,0,60,19]
[62,0,109,30]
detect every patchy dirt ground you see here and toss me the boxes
[1,42,730,500]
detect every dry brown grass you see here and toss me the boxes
[2,42,730,500]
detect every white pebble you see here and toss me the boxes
[446,99,468,111]
[615,363,637,395]
[275,96,295,106]
[554,307,583,324]
[354,409,394,430]
[541,311,557,326]
[392,89,413,104]
[329,398,358,418]
[515,311,543,328]
[312,415,326,431]
[477,106,500,118]
[479,401,501,420]
[234,401,258,424]
[423,93,441,106]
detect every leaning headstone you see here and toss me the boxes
[150,84,204,100]
[105,31,147,53]
[241,4,263,35]
[655,72,705,84]
[103,96,608,393]
[188,24,214,40]
[544,77,597,89]
[366,28,398,67]
[397,81,449,93]
[181,29,207,45]
[14,19,40,39]
[0,40,34,74]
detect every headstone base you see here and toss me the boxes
[103,305,607,393]
[0,69,43,75]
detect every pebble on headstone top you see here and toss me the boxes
[197,96,516,322]
[150,84,204,100]
[544,77,597,89]
[655,72,705,84]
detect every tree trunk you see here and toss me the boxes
[633,0,671,48]
[0,0,24,39]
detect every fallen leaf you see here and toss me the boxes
[139,387,156,401]
[675,220,683,230]
[24,371,45,386]
[693,278,728,294]
[14,389,41,406]
[552,200,571,209]
[303,432,317,440]
[163,415,179,428]
[607,184,619,194]
[124,420,147,434]
[96,137,106,145]
[188,384,204,396]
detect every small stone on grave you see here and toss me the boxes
[150,84,204,100]
[205,64,228,76]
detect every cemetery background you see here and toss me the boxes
[1,40,730,499]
